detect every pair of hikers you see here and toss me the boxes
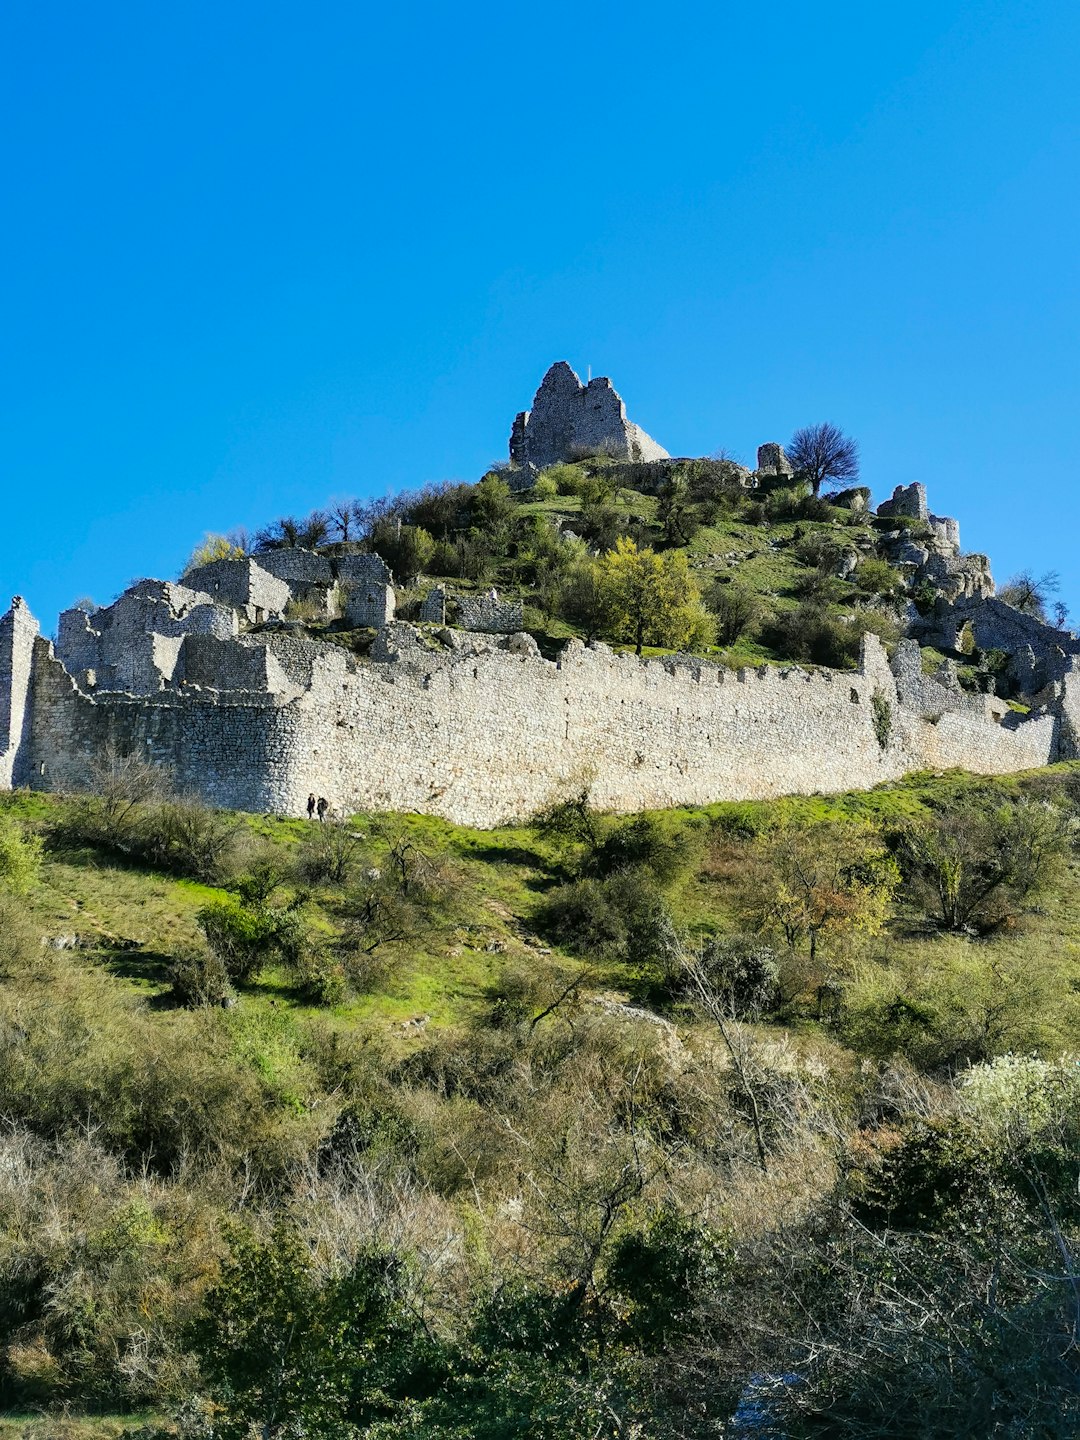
[306,793,329,822]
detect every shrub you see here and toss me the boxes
[291,946,348,1006]
[854,557,900,597]
[707,581,759,646]
[557,562,607,636]
[540,876,631,960]
[170,949,233,1008]
[0,814,43,893]
[541,463,592,497]
[368,520,435,583]
[540,868,679,990]
[295,820,364,885]
[197,896,284,984]
[578,501,628,554]
[762,603,858,668]
[763,604,898,670]
[132,798,239,883]
[183,532,245,573]
[588,813,694,886]
[695,933,780,1019]
[531,471,558,500]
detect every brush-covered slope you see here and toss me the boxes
[0,761,1079,1436]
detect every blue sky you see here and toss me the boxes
[3,0,1078,629]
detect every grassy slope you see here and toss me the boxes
[485,483,884,665]
[7,762,1080,1039]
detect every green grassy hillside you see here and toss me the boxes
[1,762,1079,1436]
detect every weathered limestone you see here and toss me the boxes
[57,583,239,696]
[509,362,668,474]
[183,558,292,624]
[919,596,1079,697]
[0,598,39,788]
[1,589,1068,827]
[878,483,961,553]
[756,443,793,478]
[419,587,523,634]
[337,554,396,629]
[878,482,929,523]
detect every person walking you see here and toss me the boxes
[316,796,329,822]
[306,793,316,820]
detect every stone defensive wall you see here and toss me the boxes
[1,601,1063,827]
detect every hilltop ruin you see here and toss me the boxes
[3,366,1078,825]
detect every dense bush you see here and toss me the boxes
[707,579,760,646]
[899,797,1073,932]
[170,948,233,1008]
[0,812,43,892]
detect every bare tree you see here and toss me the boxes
[254,510,330,551]
[998,569,1059,621]
[327,500,361,545]
[787,422,860,497]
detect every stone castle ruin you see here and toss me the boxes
[3,365,1079,826]
[509,362,669,479]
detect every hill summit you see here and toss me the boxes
[2,363,1079,824]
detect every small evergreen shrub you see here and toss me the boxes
[170,949,233,1007]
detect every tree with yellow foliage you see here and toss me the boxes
[747,823,899,967]
[594,537,713,654]
[183,533,246,574]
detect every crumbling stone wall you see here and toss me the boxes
[878,483,961,552]
[0,598,39,788]
[57,583,238,695]
[11,615,1063,829]
[891,638,1000,720]
[418,587,523,634]
[342,581,395,630]
[756,443,793,478]
[453,593,524,634]
[923,597,1080,696]
[183,558,292,623]
[510,362,668,471]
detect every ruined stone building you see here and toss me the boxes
[2,369,1078,827]
[509,362,669,475]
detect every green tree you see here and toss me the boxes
[594,537,712,654]
[900,798,1073,932]
[747,823,899,973]
[368,520,436,583]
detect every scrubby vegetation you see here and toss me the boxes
[214,456,933,673]
[1,758,1079,1435]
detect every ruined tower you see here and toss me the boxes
[509,362,669,471]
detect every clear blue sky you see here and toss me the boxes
[3,0,1078,630]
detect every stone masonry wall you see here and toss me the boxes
[0,598,40,788]
[18,623,1061,828]
[183,558,292,622]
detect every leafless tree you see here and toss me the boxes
[998,568,1059,621]
[787,422,860,497]
[327,500,362,545]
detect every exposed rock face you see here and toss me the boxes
[509,362,668,472]
[756,443,793,478]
